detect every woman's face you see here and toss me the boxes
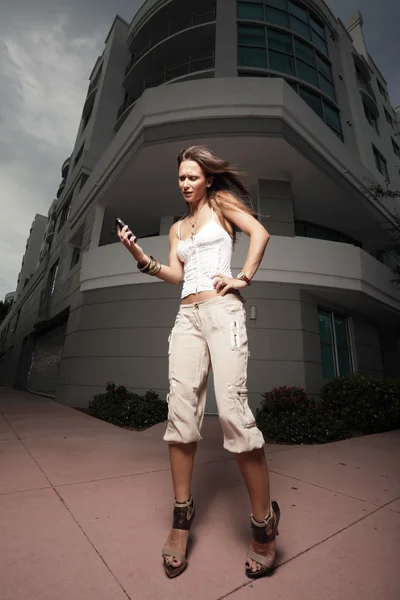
[178,160,211,204]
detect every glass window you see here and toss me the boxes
[318,311,335,379]
[267,28,293,53]
[296,59,319,86]
[323,101,342,133]
[319,75,335,100]
[316,55,332,82]
[238,46,267,67]
[318,310,353,379]
[299,86,323,118]
[294,38,315,65]
[238,24,266,46]
[238,2,264,20]
[289,1,308,23]
[264,0,287,9]
[265,7,289,27]
[372,146,389,181]
[384,107,393,126]
[312,30,328,54]
[392,138,400,158]
[334,316,352,376]
[290,16,311,40]
[269,50,295,74]
[310,16,325,40]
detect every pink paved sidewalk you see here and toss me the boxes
[1,386,399,600]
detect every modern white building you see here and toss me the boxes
[1,0,400,412]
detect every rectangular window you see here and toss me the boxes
[319,75,335,100]
[238,2,264,20]
[316,54,332,82]
[299,86,323,118]
[384,107,394,127]
[377,79,387,98]
[323,101,342,135]
[58,196,72,232]
[363,102,379,134]
[318,309,353,379]
[48,261,59,296]
[310,16,326,40]
[269,51,295,74]
[290,16,311,40]
[372,145,390,181]
[296,59,319,86]
[265,0,287,9]
[70,247,81,269]
[288,1,308,23]
[238,46,267,67]
[294,38,315,66]
[311,30,328,54]
[267,28,292,53]
[238,24,266,46]
[265,6,289,27]
[392,138,400,159]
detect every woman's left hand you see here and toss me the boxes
[211,274,248,296]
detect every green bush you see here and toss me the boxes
[256,376,400,445]
[88,381,168,430]
[256,385,347,445]
[322,374,400,435]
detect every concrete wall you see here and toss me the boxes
[352,318,383,376]
[258,180,294,237]
[15,215,47,301]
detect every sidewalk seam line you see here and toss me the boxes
[217,498,399,600]
[3,417,134,600]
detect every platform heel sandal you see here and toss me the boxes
[245,500,280,579]
[162,495,195,578]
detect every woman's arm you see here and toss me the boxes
[212,201,270,295]
[119,222,183,285]
[223,205,270,280]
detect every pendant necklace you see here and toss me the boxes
[187,203,205,240]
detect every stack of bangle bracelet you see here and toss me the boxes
[137,255,162,276]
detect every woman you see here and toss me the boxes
[118,146,280,580]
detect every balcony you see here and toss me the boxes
[356,75,379,117]
[115,53,215,131]
[126,7,216,74]
[45,222,55,245]
[61,157,71,179]
[56,179,66,199]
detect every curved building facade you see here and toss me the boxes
[1,1,400,411]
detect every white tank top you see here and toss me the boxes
[176,208,233,299]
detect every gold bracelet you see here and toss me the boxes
[148,260,162,276]
[138,257,152,272]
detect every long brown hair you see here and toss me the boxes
[177,145,255,245]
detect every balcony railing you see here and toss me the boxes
[125,8,216,76]
[56,179,66,199]
[87,66,102,96]
[117,53,215,123]
[61,157,70,178]
[356,75,377,103]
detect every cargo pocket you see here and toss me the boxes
[229,309,247,351]
[231,385,256,429]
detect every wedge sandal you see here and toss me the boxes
[162,495,195,578]
[245,500,280,579]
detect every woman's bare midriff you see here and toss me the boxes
[180,289,239,305]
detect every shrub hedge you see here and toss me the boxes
[88,381,168,431]
[256,375,400,444]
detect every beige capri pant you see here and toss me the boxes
[163,294,265,453]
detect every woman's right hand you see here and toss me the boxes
[118,225,145,262]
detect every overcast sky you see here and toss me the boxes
[0,0,399,300]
